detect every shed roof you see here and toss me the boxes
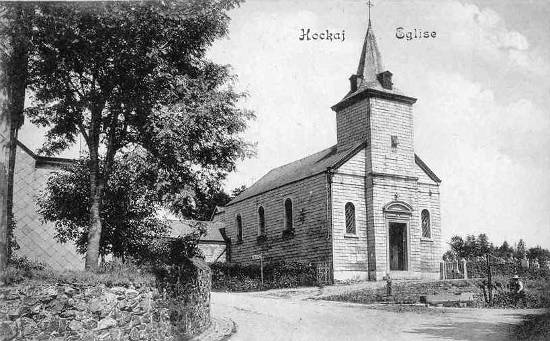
[166,219,225,242]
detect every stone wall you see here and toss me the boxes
[0,259,211,340]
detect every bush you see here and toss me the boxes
[210,261,319,291]
[467,261,550,280]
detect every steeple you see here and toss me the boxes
[356,20,384,86]
[350,20,385,92]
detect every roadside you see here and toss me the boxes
[214,279,550,340]
[211,290,546,341]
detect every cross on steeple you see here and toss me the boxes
[367,0,374,25]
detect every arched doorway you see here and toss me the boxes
[383,201,412,272]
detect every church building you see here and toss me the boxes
[219,19,442,281]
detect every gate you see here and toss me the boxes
[316,262,332,285]
[441,260,468,279]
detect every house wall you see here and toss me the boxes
[331,148,370,281]
[223,173,331,266]
[13,145,84,270]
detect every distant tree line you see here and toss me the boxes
[443,234,550,266]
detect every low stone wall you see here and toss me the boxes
[0,259,212,340]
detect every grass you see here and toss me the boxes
[323,277,550,309]
[513,312,550,340]
[323,279,481,305]
[1,257,155,288]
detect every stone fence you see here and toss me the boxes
[0,257,211,340]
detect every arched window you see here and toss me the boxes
[258,206,265,236]
[236,214,243,242]
[284,198,293,230]
[345,202,356,234]
[421,209,431,238]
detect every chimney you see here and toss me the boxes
[377,71,393,90]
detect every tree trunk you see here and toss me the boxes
[84,103,104,272]
[6,120,19,259]
[0,79,11,274]
[6,19,28,259]
[85,183,102,271]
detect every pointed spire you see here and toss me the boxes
[355,20,384,88]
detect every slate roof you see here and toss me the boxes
[166,219,225,243]
[414,155,442,183]
[356,21,384,86]
[227,142,366,205]
[227,143,441,206]
[331,22,416,111]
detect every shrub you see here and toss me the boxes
[210,260,319,291]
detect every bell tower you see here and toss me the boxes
[331,10,421,280]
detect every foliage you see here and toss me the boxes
[446,234,550,264]
[1,257,156,287]
[466,261,550,281]
[24,0,254,269]
[193,187,231,221]
[210,261,318,291]
[516,239,527,258]
[134,227,207,267]
[37,155,170,260]
[527,246,550,267]
[231,185,248,198]
[513,312,550,340]
[26,0,254,212]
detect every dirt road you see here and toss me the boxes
[211,291,544,341]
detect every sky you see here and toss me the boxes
[19,0,550,249]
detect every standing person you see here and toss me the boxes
[509,275,527,307]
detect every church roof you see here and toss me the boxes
[227,141,366,205]
[415,154,442,183]
[227,143,441,206]
[332,20,416,111]
[357,21,384,86]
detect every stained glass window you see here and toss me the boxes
[345,202,356,234]
[258,206,265,236]
[421,209,431,238]
[236,214,243,242]
[284,198,293,230]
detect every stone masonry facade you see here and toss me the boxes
[223,20,442,281]
[224,174,331,265]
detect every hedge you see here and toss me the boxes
[210,261,320,291]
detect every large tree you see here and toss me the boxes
[0,3,33,274]
[26,0,253,271]
[38,154,169,262]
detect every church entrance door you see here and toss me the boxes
[389,222,407,271]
